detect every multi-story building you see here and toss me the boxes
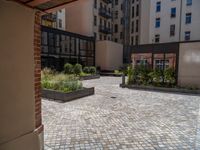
[65,0,125,44]
[112,0,125,44]
[94,0,113,41]
[41,9,66,30]
[129,0,141,45]
[139,0,200,44]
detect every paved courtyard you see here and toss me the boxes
[43,77,200,150]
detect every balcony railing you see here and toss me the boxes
[102,0,112,4]
[99,8,112,19]
[42,13,57,22]
[99,26,112,34]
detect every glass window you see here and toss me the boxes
[132,6,135,18]
[136,20,139,32]
[135,35,139,45]
[136,5,139,16]
[155,34,160,43]
[94,16,97,26]
[171,8,176,18]
[170,24,175,36]
[115,0,118,5]
[155,60,169,70]
[185,31,191,40]
[58,19,62,28]
[131,21,134,33]
[186,13,192,24]
[115,11,118,19]
[155,18,160,28]
[114,24,118,33]
[186,0,192,6]
[94,0,97,8]
[156,2,161,12]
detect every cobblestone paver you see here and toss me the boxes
[43,77,200,150]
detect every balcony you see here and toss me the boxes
[99,26,112,34]
[99,8,112,19]
[102,0,112,4]
[42,13,57,22]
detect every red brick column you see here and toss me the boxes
[34,11,43,131]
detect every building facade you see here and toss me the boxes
[129,0,141,45]
[140,0,200,44]
[65,0,126,44]
[41,9,66,30]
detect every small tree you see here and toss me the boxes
[64,63,73,74]
[73,64,82,76]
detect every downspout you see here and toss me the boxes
[179,0,183,42]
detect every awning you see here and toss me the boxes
[12,0,78,11]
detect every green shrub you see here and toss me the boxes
[127,65,134,85]
[83,66,90,74]
[41,72,83,93]
[89,66,96,74]
[120,64,128,75]
[135,65,152,85]
[164,68,175,85]
[41,68,55,81]
[114,70,120,74]
[148,69,163,86]
[63,80,83,92]
[73,64,82,75]
[64,63,73,74]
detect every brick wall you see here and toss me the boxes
[34,11,42,130]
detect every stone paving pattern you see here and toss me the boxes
[43,77,200,150]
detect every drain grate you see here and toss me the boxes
[111,96,117,99]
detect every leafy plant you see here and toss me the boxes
[64,63,73,74]
[41,70,83,93]
[148,69,163,86]
[120,64,128,75]
[164,68,176,86]
[127,65,134,85]
[114,70,123,75]
[136,65,152,85]
[73,64,82,76]
[83,66,90,74]
[89,66,97,74]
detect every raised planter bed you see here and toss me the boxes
[42,87,95,102]
[120,84,200,95]
[100,72,123,77]
[80,74,100,80]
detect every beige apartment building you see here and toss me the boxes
[139,0,200,44]
[129,0,141,45]
[41,9,66,30]
[65,0,125,44]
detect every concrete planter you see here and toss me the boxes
[80,74,100,80]
[100,72,123,77]
[42,87,95,102]
[120,84,200,95]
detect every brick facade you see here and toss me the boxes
[34,11,42,130]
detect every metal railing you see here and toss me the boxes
[99,7,112,19]
[99,25,112,34]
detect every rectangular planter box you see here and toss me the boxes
[100,72,123,77]
[80,74,100,80]
[42,87,95,102]
[120,84,200,95]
